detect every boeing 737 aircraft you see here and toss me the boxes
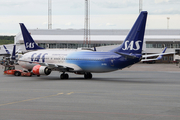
[18,11,148,79]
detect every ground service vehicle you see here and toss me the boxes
[3,65,32,76]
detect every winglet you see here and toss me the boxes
[162,47,167,53]
[94,47,96,51]
[19,23,44,50]
[156,47,167,60]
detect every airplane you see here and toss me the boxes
[1,45,18,65]
[19,16,173,63]
[18,11,148,79]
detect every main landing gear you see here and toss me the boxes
[60,72,69,79]
[84,72,92,79]
[60,72,92,79]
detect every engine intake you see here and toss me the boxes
[32,65,51,75]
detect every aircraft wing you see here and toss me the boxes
[142,52,175,58]
[142,47,175,62]
[19,59,75,71]
[39,62,74,71]
[0,53,11,57]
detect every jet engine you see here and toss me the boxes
[32,65,51,75]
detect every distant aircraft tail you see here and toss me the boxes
[11,45,16,60]
[110,11,147,55]
[19,23,44,50]
[3,45,10,54]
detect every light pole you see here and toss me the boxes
[139,0,142,13]
[167,17,170,29]
[48,0,52,29]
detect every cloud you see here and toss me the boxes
[106,23,116,26]
[152,8,180,14]
[71,2,83,9]
[154,0,169,4]
[93,0,138,9]
[0,0,45,6]
[65,22,74,26]
[1,0,180,35]
[42,22,48,26]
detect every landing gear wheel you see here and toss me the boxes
[84,72,92,79]
[65,74,69,79]
[14,71,21,76]
[60,73,69,79]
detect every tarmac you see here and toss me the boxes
[0,63,180,120]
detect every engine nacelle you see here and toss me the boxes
[32,65,51,75]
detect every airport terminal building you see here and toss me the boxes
[1,29,180,63]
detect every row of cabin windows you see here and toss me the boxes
[55,58,105,61]
[27,57,50,60]
[37,43,121,49]
[27,57,105,61]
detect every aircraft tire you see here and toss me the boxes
[14,71,21,76]
[65,74,69,79]
[60,73,69,79]
[84,72,92,79]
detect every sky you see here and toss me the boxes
[0,0,180,35]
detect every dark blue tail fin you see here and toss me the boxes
[11,45,16,60]
[110,11,147,54]
[19,23,44,50]
[3,45,10,54]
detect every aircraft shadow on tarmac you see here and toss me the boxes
[31,76,167,84]
[2,72,177,84]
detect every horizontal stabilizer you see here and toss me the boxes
[115,52,141,59]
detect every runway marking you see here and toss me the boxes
[67,92,74,95]
[57,93,64,95]
[0,92,73,107]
